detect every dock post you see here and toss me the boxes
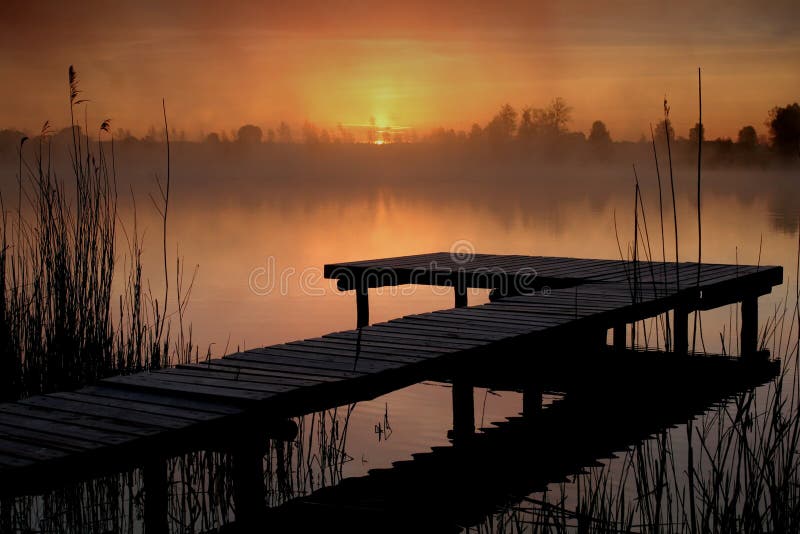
[613,325,626,351]
[356,283,369,328]
[674,304,689,356]
[451,379,474,444]
[1,498,11,533]
[232,436,266,528]
[522,384,543,419]
[454,273,468,308]
[142,457,168,534]
[741,295,759,358]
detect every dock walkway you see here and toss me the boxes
[0,254,782,509]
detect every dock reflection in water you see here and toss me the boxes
[0,348,777,533]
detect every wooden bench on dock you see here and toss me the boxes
[0,253,783,528]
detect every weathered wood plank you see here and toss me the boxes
[102,375,269,402]
[0,452,33,469]
[241,347,403,373]
[218,355,365,379]
[320,333,461,353]
[19,395,196,430]
[0,423,100,453]
[284,340,437,362]
[51,391,226,422]
[0,410,135,446]
[229,350,382,375]
[0,403,159,437]
[174,364,326,387]
[0,437,69,463]
[197,359,349,382]
[79,386,243,415]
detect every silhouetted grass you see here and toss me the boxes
[0,67,193,401]
[0,404,354,532]
[475,94,800,534]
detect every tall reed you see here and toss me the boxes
[0,67,190,401]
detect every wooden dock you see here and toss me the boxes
[0,253,783,527]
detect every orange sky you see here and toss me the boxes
[1,0,798,141]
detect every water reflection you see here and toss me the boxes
[125,183,799,357]
[5,148,795,355]
[268,351,779,532]
[0,404,354,532]
[0,351,787,532]
[1,149,797,532]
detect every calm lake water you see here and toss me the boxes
[151,158,799,476]
[4,147,799,530]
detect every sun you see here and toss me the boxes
[374,139,386,145]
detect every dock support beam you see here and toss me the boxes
[1,498,11,533]
[522,385,543,419]
[143,457,168,534]
[674,304,689,356]
[741,295,759,358]
[613,325,626,351]
[452,380,474,444]
[232,438,266,528]
[454,275,468,308]
[356,284,369,328]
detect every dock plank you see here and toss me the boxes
[19,395,196,430]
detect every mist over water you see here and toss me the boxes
[1,140,798,531]
[9,143,786,355]
[3,140,797,353]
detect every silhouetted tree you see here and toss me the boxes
[51,125,83,148]
[277,122,292,143]
[653,119,675,144]
[336,123,354,143]
[429,127,459,144]
[265,128,275,143]
[236,124,262,144]
[205,132,221,144]
[767,103,800,155]
[144,125,159,143]
[115,128,135,142]
[588,120,612,146]
[486,104,517,146]
[302,122,320,144]
[548,97,572,134]
[468,123,483,142]
[688,122,704,144]
[366,116,377,144]
[737,125,758,149]
[517,107,535,141]
[518,98,573,141]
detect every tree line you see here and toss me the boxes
[1,100,798,160]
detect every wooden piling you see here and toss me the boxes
[674,305,689,356]
[522,385,543,419]
[741,295,759,357]
[232,435,266,528]
[454,275,468,308]
[613,325,626,351]
[356,284,369,328]
[143,457,168,534]
[452,380,474,444]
